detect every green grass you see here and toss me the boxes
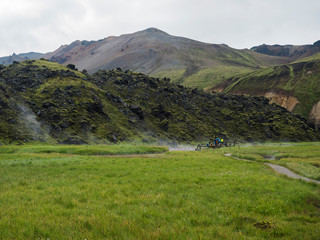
[154,67,255,90]
[217,142,320,180]
[0,144,319,239]
[153,69,186,83]
[184,67,254,90]
[0,144,168,155]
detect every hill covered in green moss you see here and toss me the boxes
[211,59,320,126]
[0,60,318,144]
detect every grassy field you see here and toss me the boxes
[0,144,319,239]
[217,142,320,181]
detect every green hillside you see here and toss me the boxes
[0,60,319,144]
[211,59,320,124]
[154,66,254,90]
[153,49,288,90]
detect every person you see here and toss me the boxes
[215,137,220,147]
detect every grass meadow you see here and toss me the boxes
[0,144,319,239]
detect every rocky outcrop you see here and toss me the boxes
[309,101,320,126]
[264,91,300,112]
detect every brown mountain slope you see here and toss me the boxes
[43,28,289,79]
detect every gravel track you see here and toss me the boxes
[225,153,320,185]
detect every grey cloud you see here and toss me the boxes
[0,0,319,56]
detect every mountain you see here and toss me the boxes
[251,41,320,61]
[0,52,43,65]
[211,59,320,126]
[0,59,318,144]
[42,28,290,89]
[1,29,319,92]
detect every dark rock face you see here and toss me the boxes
[252,44,291,57]
[87,101,104,114]
[129,105,144,119]
[151,105,171,120]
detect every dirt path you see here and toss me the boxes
[224,153,320,185]
[169,146,196,151]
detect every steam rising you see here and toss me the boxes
[18,104,49,141]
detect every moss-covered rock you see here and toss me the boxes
[0,60,319,144]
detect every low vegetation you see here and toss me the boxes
[0,144,319,239]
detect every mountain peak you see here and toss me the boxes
[139,27,168,35]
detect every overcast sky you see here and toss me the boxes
[0,0,319,56]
